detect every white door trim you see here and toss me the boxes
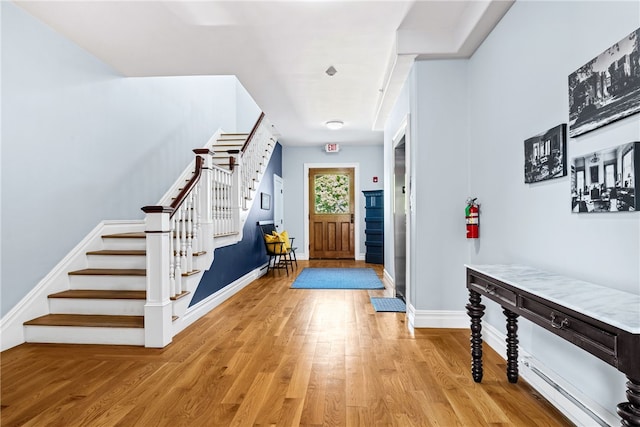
[303,163,361,260]
[392,115,412,330]
[273,174,284,231]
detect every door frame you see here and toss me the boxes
[392,115,412,328]
[273,174,284,232]
[303,163,361,260]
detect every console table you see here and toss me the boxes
[465,264,640,426]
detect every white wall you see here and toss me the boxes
[281,145,384,259]
[384,61,471,312]
[1,2,260,316]
[411,60,471,310]
[467,0,640,414]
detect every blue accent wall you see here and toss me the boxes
[190,143,282,305]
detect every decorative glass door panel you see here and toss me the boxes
[309,168,355,259]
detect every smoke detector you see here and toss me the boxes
[325,66,337,77]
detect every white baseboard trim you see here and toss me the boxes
[0,220,144,352]
[406,302,416,333]
[382,268,394,292]
[411,309,468,328]
[172,264,268,336]
[356,253,365,261]
[382,268,393,285]
[482,322,618,426]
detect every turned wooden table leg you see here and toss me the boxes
[466,289,485,383]
[504,308,519,383]
[618,376,640,427]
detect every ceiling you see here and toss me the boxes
[15,0,513,146]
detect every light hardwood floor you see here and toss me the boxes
[1,260,572,426]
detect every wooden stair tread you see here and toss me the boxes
[24,314,144,328]
[49,290,146,299]
[86,250,145,256]
[215,232,240,238]
[170,291,190,301]
[183,270,201,277]
[102,232,145,239]
[69,268,146,276]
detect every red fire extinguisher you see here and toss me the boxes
[465,198,479,239]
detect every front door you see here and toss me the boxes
[309,168,355,259]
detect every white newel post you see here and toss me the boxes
[142,206,174,348]
[194,149,214,254]
[231,154,242,234]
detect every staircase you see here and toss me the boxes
[19,114,275,347]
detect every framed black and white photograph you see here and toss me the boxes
[524,124,567,183]
[571,141,638,213]
[568,27,640,138]
[260,192,271,210]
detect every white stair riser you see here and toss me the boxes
[172,296,191,319]
[87,255,146,269]
[24,326,145,346]
[213,145,244,150]
[214,234,242,250]
[194,255,214,271]
[69,275,146,291]
[101,238,146,251]
[49,299,145,316]
[217,134,247,141]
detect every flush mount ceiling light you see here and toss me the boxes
[325,120,344,130]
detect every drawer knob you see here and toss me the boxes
[550,313,570,330]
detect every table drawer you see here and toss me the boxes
[520,296,617,364]
[468,276,517,308]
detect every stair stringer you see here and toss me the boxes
[0,220,145,351]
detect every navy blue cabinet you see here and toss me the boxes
[363,190,383,264]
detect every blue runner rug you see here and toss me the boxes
[291,268,384,290]
[370,297,406,312]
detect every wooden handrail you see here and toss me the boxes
[240,112,265,154]
[169,155,204,215]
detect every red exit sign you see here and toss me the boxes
[325,143,340,153]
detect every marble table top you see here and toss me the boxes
[465,264,640,334]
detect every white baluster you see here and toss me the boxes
[180,205,187,285]
[174,207,183,295]
[192,184,200,254]
[211,169,219,236]
[224,179,231,233]
[213,169,220,236]
[186,193,194,273]
[169,216,176,298]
